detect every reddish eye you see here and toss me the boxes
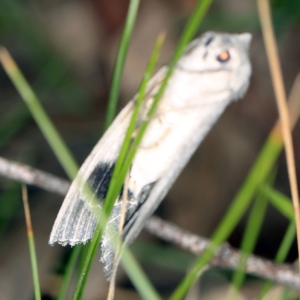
[217,50,230,62]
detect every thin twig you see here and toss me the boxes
[145,217,299,290]
[0,157,70,195]
[257,0,300,273]
[0,157,299,290]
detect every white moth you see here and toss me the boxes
[49,31,252,277]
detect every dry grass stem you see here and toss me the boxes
[107,172,130,300]
[257,0,300,274]
[22,184,33,236]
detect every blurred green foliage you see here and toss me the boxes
[272,0,300,28]
[0,1,91,114]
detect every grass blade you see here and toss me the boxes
[261,185,294,221]
[73,223,104,300]
[56,246,81,300]
[257,0,300,272]
[73,33,165,300]
[170,69,300,300]
[121,246,161,299]
[0,6,164,298]
[103,32,165,214]
[229,171,276,297]
[0,42,161,299]
[151,0,213,111]
[229,185,269,297]
[104,0,141,130]
[0,48,78,179]
[22,184,41,300]
[258,222,296,299]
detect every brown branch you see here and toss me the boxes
[145,217,299,290]
[0,156,299,290]
[0,157,70,195]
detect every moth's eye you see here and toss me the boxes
[217,50,230,63]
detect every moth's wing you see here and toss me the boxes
[123,126,203,245]
[49,67,167,247]
[49,101,134,246]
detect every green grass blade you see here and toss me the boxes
[150,0,213,115]
[279,289,294,300]
[56,246,81,300]
[28,234,41,300]
[275,222,296,262]
[22,185,41,300]
[230,172,277,295]
[170,90,286,300]
[78,244,89,279]
[110,0,215,254]
[28,233,41,300]
[0,27,162,300]
[73,224,104,300]
[229,188,269,296]
[0,57,69,149]
[257,186,296,299]
[104,0,141,130]
[0,17,163,299]
[121,246,161,300]
[261,185,294,221]
[210,140,282,243]
[103,32,165,214]
[0,48,78,179]
[73,34,165,300]
[258,222,296,299]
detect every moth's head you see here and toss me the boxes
[178,32,252,100]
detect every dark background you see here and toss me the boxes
[0,0,300,299]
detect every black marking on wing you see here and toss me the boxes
[124,181,157,226]
[101,180,157,277]
[88,162,134,202]
[138,182,157,205]
[88,163,115,201]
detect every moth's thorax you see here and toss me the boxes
[176,32,252,101]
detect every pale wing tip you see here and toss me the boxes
[49,237,92,247]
